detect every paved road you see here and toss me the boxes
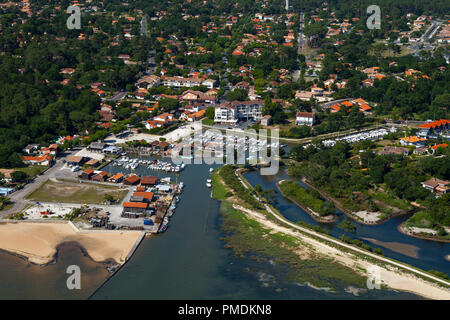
[422,21,441,42]
[409,21,441,56]
[234,171,450,288]
[201,122,385,144]
[293,12,304,82]
[145,49,156,75]
[104,91,128,102]
[140,16,147,36]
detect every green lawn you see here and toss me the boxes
[202,118,214,126]
[211,169,230,200]
[26,179,129,204]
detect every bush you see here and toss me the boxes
[219,165,262,210]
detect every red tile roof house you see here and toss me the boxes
[154,113,174,123]
[295,112,315,126]
[40,144,58,156]
[400,136,427,147]
[79,169,94,180]
[359,104,372,113]
[329,104,342,113]
[108,173,125,183]
[92,171,108,182]
[65,155,85,166]
[362,79,374,87]
[421,178,449,197]
[181,90,217,104]
[140,176,160,186]
[132,191,155,203]
[85,158,100,167]
[413,146,428,155]
[124,175,141,185]
[155,141,169,150]
[429,144,448,154]
[418,119,449,138]
[22,154,52,166]
[122,201,148,218]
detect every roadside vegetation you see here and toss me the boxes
[0,196,12,212]
[211,169,231,200]
[218,165,263,210]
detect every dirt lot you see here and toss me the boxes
[26,179,129,204]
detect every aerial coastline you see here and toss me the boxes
[0,0,448,302]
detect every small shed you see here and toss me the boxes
[124,175,141,185]
[92,171,108,182]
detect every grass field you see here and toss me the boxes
[26,179,129,204]
[202,118,214,126]
[211,169,230,200]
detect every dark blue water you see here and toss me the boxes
[244,168,450,276]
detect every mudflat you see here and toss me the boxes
[0,222,143,265]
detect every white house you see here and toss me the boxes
[296,112,315,126]
[214,105,237,124]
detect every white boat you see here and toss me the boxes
[209,168,214,173]
[206,182,212,188]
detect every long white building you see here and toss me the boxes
[214,100,264,124]
[161,76,215,89]
[296,112,315,126]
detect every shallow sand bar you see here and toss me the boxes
[0,222,144,265]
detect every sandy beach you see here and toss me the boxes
[233,204,450,300]
[361,237,420,258]
[0,222,144,265]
